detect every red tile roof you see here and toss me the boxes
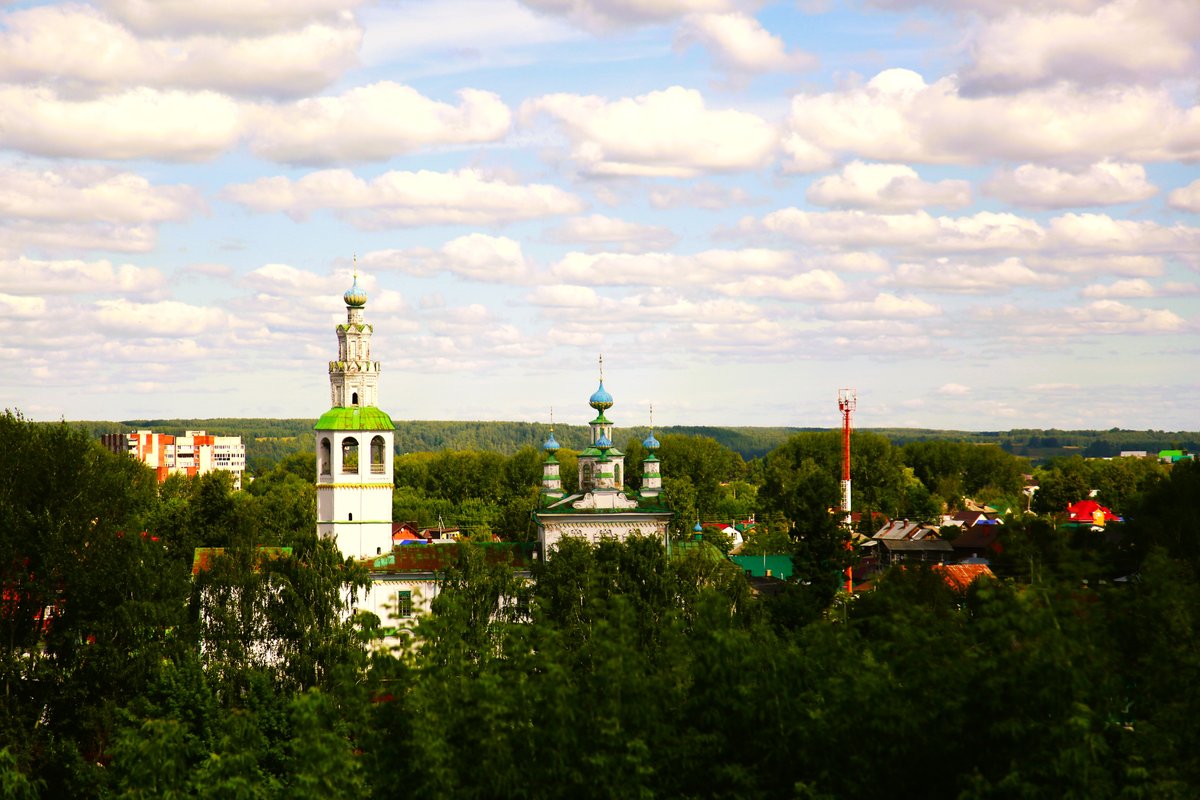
[931,563,995,592]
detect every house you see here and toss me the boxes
[868,519,954,566]
[951,524,1003,562]
[1065,500,1122,528]
[359,542,537,633]
[931,563,995,592]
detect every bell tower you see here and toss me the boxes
[315,271,395,558]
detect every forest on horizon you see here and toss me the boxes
[67,417,1200,472]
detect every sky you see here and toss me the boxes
[1,0,1198,432]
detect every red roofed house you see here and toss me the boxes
[1066,500,1122,527]
[931,563,995,593]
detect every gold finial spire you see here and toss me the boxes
[353,252,358,281]
[550,405,555,432]
[599,353,604,382]
[649,402,654,431]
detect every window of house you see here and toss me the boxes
[396,590,413,617]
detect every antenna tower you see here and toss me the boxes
[838,388,857,594]
[837,388,856,527]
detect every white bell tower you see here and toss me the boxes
[315,271,394,558]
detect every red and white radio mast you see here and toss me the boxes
[838,388,857,595]
[838,388,856,528]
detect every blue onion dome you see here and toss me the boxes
[543,431,560,452]
[595,434,612,448]
[343,275,368,308]
[693,521,703,533]
[589,380,614,411]
[642,432,660,450]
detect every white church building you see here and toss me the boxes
[313,279,672,631]
[314,274,395,559]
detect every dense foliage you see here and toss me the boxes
[6,410,1200,797]
[71,418,1200,474]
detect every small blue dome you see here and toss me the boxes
[642,432,660,450]
[543,432,560,452]
[589,380,613,411]
[343,276,367,308]
[595,434,612,448]
[693,521,703,533]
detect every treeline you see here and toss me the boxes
[70,418,1200,472]
[5,409,1200,797]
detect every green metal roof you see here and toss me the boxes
[314,406,396,431]
[730,554,794,580]
[580,446,624,457]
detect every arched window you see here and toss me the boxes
[371,435,386,474]
[581,461,593,490]
[319,438,331,475]
[351,391,359,406]
[342,437,359,473]
[615,462,622,487]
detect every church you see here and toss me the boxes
[313,273,395,559]
[314,275,673,627]
[533,361,673,553]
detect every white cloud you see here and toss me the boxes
[361,234,533,283]
[755,207,1200,257]
[523,86,776,177]
[0,293,47,319]
[100,0,365,35]
[93,299,233,336]
[806,161,971,211]
[360,0,581,66]
[0,257,166,296]
[1024,254,1163,277]
[545,215,679,251]
[550,248,798,287]
[713,270,846,300]
[866,0,1107,13]
[938,383,971,395]
[819,292,941,319]
[248,83,511,164]
[883,257,1066,293]
[960,0,1200,94]
[759,208,1045,251]
[517,0,747,30]
[0,164,201,224]
[1168,178,1200,212]
[984,161,1157,208]
[648,182,751,209]
[0,86,240,161]
[1048,300,1188,335]
[1080,279,1156,298]
[527,284,601,308]
[223,168,584,228]
[0,220,158,257]
[675,12,817,73]
[1047,213,1200,254]
[0,5,361,98]
[241,263,355,297]
[785,68,1200,167]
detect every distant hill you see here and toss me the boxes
[71,418,1199,471]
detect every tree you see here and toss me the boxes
[1032,456,1094,514]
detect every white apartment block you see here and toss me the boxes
[102,430,246,489]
